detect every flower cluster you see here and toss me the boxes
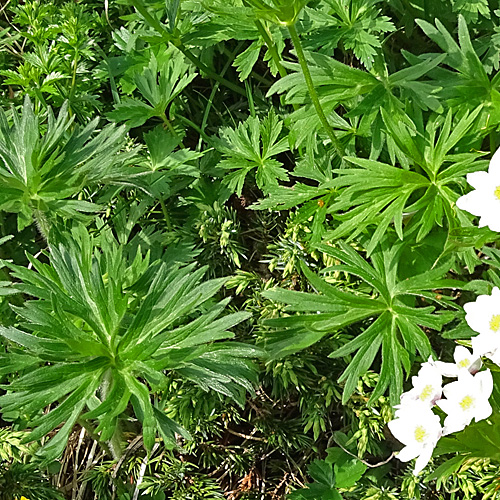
[387,288,500,475]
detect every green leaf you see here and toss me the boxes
[262,240,458,404]
[0,96,139,230]
[216,109,289,195]
[0,225,257,459]
[325,448,367,489]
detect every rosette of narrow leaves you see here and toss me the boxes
[0,97,137,231]
[0,226,258,461]
[262,240,461,405]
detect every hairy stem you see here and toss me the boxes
[100,369,123,460]
[33,208,50,243]
[287,24,345,158]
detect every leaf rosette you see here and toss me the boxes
[0,226,259,460]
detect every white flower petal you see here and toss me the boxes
[479,213,500,232]
[473,401,492,422]
[457,165,500,232]
[476,370,493,398]
[443,414,468,435]
[388,418,411,444]
[472,333,498,357]
[456,190,489,217]
[454,345,472,363]
[466,171,491,190]
[489,148,500,175]
[397,445,421,463]
[436,398,453,415]
[413,445,434,475]
[433,360,458,378]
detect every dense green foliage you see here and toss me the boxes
[2,0,500,498]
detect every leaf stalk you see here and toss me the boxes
[287,23,345,158]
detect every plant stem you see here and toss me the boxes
[160,199,173,231]
[177,115,213,146]
[287,24,345,158]
[33,208,50,243]
[69,48,79,102]
[254,20,300,111]
[129,0,247,98]
[254,19,288,79]
[162,114,185,149]
[197,42,243,151]
[77,418,113,457]
[100,369,123,460]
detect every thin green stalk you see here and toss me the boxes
[0,210,5,237]
[252,21,300,111]
[490,130,496,156]
[96,46,121,105]
[287,24,345,158]
[177,115,213,146]
[254,19,288,79]
[162,114,185,149]
[69,48,79,102]
[129,0,247,98]
[160,199,173,231]
[197,42,243,151]
[246,80,256,118]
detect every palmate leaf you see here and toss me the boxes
[267,49,444,147]
[108,49,196,128]
[196,1,286,79]
[451,0,489,23]
[325,106,486,254]
[216,109,290,196]
[306,0,395,70]
[0,96,139,231]
[262,240,461,405]
[412,15,500,122]
[0,225,259,461]
[140,126,203,198]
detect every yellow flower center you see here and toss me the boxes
[414,425,427,443]
[490,315,500,332]
[419,384,433,401]
[459,395,475,411]
[495,186,500,200]
[457,358,470,368]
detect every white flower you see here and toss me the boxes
[388,403,442,475]
[436,370,493,435]
[432,345,482,377]
[456,148,500,232]
[399,361,442,407]
[464,287,500,357]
